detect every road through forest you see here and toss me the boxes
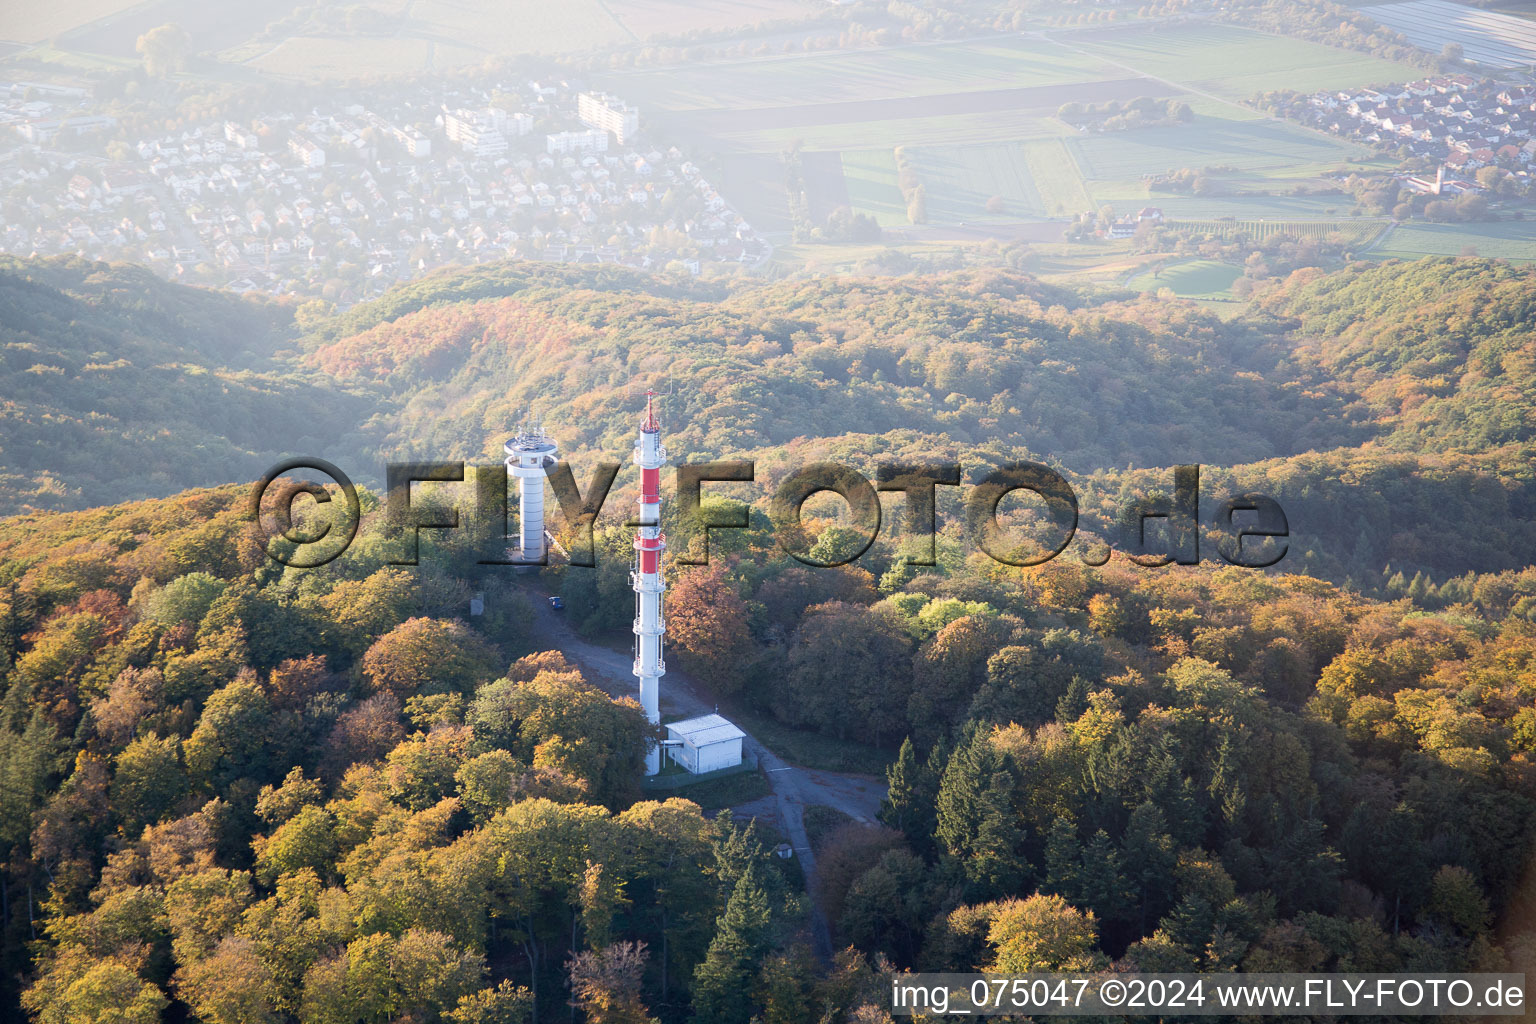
[525,591,887,960]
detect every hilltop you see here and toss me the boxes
[6,254,1536,585]
[299,256,1536,585]
[306,264,1360,470]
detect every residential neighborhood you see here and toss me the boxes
[0,78,768,303]
[1305,73,1536,178]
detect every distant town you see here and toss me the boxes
[9,0,1536,304]
[0,77,768,303]
[1304,73,1536,189]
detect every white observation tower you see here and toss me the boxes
[505,420,558,563]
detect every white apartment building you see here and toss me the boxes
[546,129,609,155]
[444,108,508,158]
[288,136,325,168]
[578,91,639,144]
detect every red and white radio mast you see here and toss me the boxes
[631,391,667,775]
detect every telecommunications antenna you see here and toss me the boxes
[625,374,680,422]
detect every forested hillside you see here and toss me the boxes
[624,520,1536,982]
[302,256,1536,587]
[0,488,881,1023]
[1258,259,1536,454]
[15,254,1536,588]
[4,253,1536,1022]
[2,476,1534,1023]
[306,264,1362,471]
[0,257,369,515]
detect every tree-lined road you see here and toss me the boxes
[525,590,886,959]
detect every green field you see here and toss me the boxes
[411,0,631,55]
[1369,220,1536,261]
[247,36,445,78]
[23,0,821,79]
[1024,138,1095,217]
[2,0,142,46]
[693,111,1066,155]
[720,154,794,235]
[832,116,1376,228]
[1070,117,1366,180]
[840,149,908,226]
[727,707,893,775]
[614,20,1404,238]
[650,767,773,811]
[607,0,812,39]
[610,37,1113,110]
[1068,23,1427,98]
[1095,191,1376,217]
[1128,259,1244,297]
[615,22,1424,117]
[614,21,1425,155]
[244,0,630,75]
[841,141,1087,226]
[907,143,1050,222]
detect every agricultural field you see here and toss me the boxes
[1361,0,1536,68]
[1067,23,1427,99]
[1369,220,1536,261]
[242,0,631,76]
[830,117,1377,229]
[609,20,1405,237]
[800,151,850,222]
[0,43,137,75]
[839,150,907,226]
[0,0,141,46]
[607,0,817,40]
[1127,258,1244,298]
[1091,191,1379,218]
[1023,138,1095,218]
[906,142,1051,223]
[719,154,794,235]
[837,142,1082,229]
[407,0,631,56]
[244,36,447,80]
[615,22,1426,142]
[58,0,277,59]
[609,37,1115,111]
[1169,218,1389,247]
[1069,116,1366,181]
[40,0,787,78]
[677,109,1066,155]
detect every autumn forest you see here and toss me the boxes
[2,253,1536,1022]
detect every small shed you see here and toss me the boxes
[665,714,745,774]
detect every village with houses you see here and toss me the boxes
[1305,72,1536,192]
[0,78,768,302]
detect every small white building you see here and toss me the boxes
[665,714,745,774]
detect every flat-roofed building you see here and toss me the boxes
[578,91,639,145]
[664,714,745,774]
[546,129,608,155]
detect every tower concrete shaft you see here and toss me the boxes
[505,424,558,563]
[631,394,667,775]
